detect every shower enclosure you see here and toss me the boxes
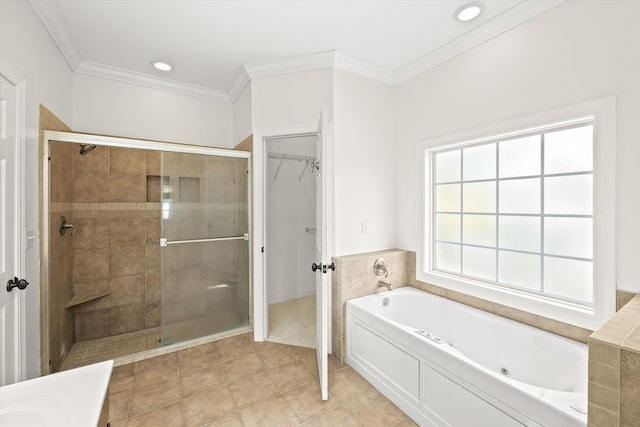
[158,152,250,345]
[42,131,251,373]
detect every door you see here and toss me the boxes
[159,152,250,346]
[314,108,331,400]
[0,63,25,386]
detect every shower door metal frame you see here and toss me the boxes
[41,130,251,374]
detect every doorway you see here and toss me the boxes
[264,135,317,348]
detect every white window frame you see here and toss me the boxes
[417,96,616,330]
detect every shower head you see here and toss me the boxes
[79,144,97,155]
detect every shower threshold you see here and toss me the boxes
[60,318,250,371]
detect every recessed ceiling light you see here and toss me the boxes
[455,2,484,22]
[152,61,172,71]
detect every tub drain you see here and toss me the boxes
[499,366,510,377]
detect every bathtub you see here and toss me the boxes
[346,286,587,427]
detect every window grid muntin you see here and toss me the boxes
[432,122,594,305]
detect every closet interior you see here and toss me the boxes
[265,135,317,348]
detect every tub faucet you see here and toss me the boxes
[377,280,393,291]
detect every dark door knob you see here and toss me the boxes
[311,262,321,272]
[6,277,29,292]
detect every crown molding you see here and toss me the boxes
[76,61,231,103]
[397,0,565,82]
[244,51,335,79]
[227,66,251,103]
[30,0,564,103]
[242,50,399,85]
[333,52,399,85]
[29,0,83,70]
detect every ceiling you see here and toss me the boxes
[30,0,563,102]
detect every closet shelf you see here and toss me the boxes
[65,291,111,309]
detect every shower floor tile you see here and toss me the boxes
[60,310,245,371]
[60,328,160,371]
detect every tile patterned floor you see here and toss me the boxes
[107,332,418,426]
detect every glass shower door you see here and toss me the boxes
[159,152,249,346]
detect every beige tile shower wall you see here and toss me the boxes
[48,143,75,372]
[41,105,74,373]
[71,147,161,342]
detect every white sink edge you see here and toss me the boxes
[0,360,113,427]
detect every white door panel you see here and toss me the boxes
[0,62,25,386]
[315,108,330,400]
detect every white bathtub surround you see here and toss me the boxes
[347,287,587,426]
[0,360,113,427]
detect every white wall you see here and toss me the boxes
[333,70,396,256]
[395,0,640,292]
[1,0,74,378]
[266,137,316,304]
[73,73,234,148]
[232,81,252,145]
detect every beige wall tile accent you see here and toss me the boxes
[589,360,619,390]
[588,404,619,427]
[110,303,146,336]
[110,274,145,306]
[587,295,640,425]
[74,145,109,173]
[589,340,620,369]
[145,301,161,329]
[620,350,640,426]
[234,134,253,152]
[110,246,145,277]
[624,325,640,351]
[146,150,161,175]
[73,248,110,281]
[109,173,146,202]
[109,217,145,246]
[72,218,110,249]
[145,272,161,302]
[110,147,146,175]
[617,290,637,311]
[588,381,618,413]
[331,249,409,364]
[534,315,592,343]
[74,172,109,202]
[75,309,110,341]
[41,107,75,372]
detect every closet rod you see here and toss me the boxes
[268,152,317,162]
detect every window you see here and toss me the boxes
[418,97,616,330]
